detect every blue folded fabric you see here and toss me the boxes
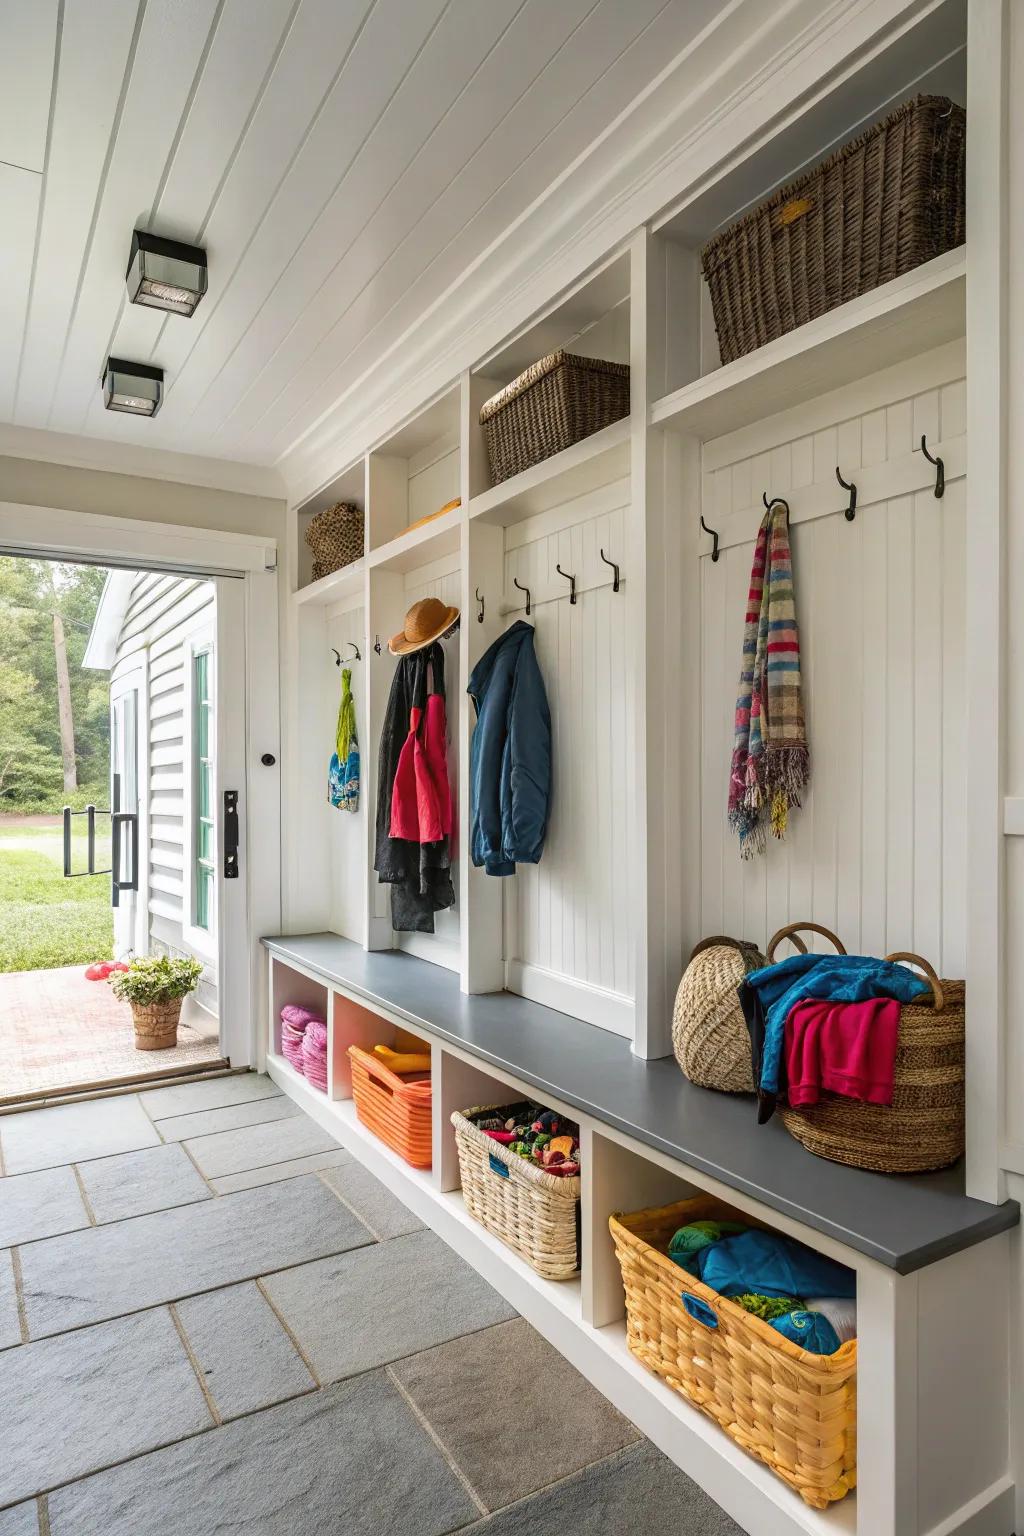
[697,1228,856,1301]
[769,1308,843,1356]
[744,952,931,1096]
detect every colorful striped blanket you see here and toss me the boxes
[727,501,809,856]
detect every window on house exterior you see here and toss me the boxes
[193,647,214,933]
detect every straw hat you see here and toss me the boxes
[388,596,460,656]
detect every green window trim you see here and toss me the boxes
[193,646,215,934]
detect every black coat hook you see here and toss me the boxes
[920,435,944,498]
[599,548,621,591]
[555,563,577,605]
[762,493,791,523]
[373,634,382,656]
[835,466,857,522]
[475,587,485,623]
[332,643,361,665]
[700,516,720,562]
[513,576,531,616]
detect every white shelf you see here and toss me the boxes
[468,417,630,526]
[367,505,462,573]
[650,248,966,442]
[293,557,365,608]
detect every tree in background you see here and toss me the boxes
[0,558,109,810]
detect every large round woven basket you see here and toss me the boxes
[774,925,966,1174]
[672,936,765,1093]
[131,998,182,1051]
[304,501,363,581]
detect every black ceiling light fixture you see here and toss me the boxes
[125,229,208,316]
[103,357,164,417]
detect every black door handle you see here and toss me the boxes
[224,790,239,879]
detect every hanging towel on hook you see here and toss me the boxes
[328,666,360,812]
[727,501,808,856]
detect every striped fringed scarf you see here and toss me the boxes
[727,501,809,857]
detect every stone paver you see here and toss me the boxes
[390,1318,640,1509]
[19,1175,373,1338]
[156,1096,301,1144]
[0,1503,39,1536]
[0,1165,87,1248]
[320,1160,424,1240]
[0,1250,23,1350]
[0,1097,159,1175]
[76,1144,211,1224]
[183,1115,339,1180]
[47,1372,478,1536]
[0,1307,211,1507]
[261,1229,514,1382]
[139,1074,281,1120]
[176,1281,315,1420]
[209,1148,349,1194]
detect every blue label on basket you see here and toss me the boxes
[489,1153,510,1178]
[682,1294,718,1330]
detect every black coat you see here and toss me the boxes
[373,642,455,932]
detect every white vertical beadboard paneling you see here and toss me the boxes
[502,492,632,1019]
[699,376,967,974]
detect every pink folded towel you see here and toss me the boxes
[281,1004,323,1028]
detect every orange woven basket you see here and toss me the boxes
[347,1045,432,1169]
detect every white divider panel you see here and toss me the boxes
[500,484,635,1034]
[325,600,366,942]
[699,372,967,971]
[392,558,461,971]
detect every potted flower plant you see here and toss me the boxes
[109,955,203,1051]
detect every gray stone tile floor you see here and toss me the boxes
[0,1073,747,1535]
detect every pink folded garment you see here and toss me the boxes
[281,1004,323,1028]
[301,1021,329,1091]
[784,997,901,1109]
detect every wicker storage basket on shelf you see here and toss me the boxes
[672,936,765,1092]
[701,95,966,364]
[451,1102,581,1280]
[767,923,966,1173]
[479,351,630,485]
[304,501,364,582]
[610,1195,857,1509]
[348,1045,432,1169]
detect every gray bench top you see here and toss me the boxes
[262,932,1019,1273]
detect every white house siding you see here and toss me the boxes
[109,572,218,1018]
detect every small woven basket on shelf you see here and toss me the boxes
[304,502,364,582]
[451,1102,581,1281]
[479,350,630,485]
[672,935,765,1093]
[769,924,966,1174]
[348,1045,432,1169]
[701,94,966,364]
[610,1195,857,1509]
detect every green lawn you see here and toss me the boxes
[0,821,113,973]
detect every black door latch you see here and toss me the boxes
[224,790,239,879]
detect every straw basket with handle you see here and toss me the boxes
[769,923,965,1173]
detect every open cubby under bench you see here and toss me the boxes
[262,932,1019,1536]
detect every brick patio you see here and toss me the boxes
[0,965,222,1103]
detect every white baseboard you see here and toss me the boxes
[504,959,633,1038]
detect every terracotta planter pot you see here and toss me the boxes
[131,997,184,1051]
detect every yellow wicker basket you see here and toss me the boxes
[609,1195,857,1508]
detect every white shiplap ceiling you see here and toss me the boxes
[0,0,730,488]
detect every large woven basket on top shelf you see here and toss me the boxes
[451,1103,581,1281]
[610,1194,857,1509]
[304,501,364,582]
[348,1045,432,1169]
[701,94,966,364]
[479,350,630,485]
[672,935,765,1092]
[769,923,966,1174]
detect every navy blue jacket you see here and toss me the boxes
[468,621,551,876]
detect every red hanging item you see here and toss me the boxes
[390,693,452,843]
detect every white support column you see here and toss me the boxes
[855,1262,919,1536]
[458,369,505,994]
